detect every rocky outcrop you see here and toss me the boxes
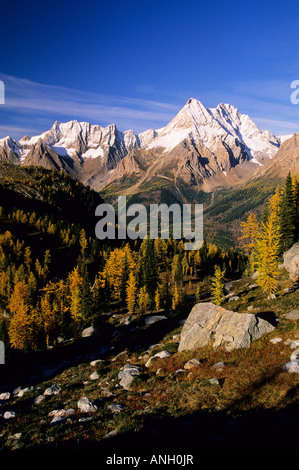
[178,302,275,352]
[283,243,299,281]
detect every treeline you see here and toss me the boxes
[0,224,247,352]
[239,172,299,298]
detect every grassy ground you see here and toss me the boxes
[0,274,299,452]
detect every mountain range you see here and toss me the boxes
[0,98,298,208]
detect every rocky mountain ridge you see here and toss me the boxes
[0,98,297,197]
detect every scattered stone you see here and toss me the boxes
[283,361,299,373]
[175,369,187,374]
[290,340,299,349]
[78,416,92,423]
[211,361,225,371]
[247,306,255,311]
[43,384,61,396]
[156,368,164,376]
[108,403,125,413]
[101,387,115,398]
[251,271,259,280]
[248,284,258,290]
[9,433,22,440]
[4,411,17,419]
[89,371,100,380]
[118,364,141,390]
[50,416,67,426]
[282,243,299,281]
[77,397,97,413]
[0,392,10,401]
[270,338,283,344]
[148,344,161,350]
[145,350,172,368]
[81,325,95,338]
[48,409,74,418]
[144,315,167,325]
[184,358,201,370]
[111,350,129,362]
[104,429,119,439]
[290,348,299,362]
[224,281,234,294]
[228,296,240,301]
[208,378,220,385]
[179,302,275,352]
[90,359,104,367]
[285,310,299,321]
[16,386,34,398]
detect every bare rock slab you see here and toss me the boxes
[283,243,299,281]
[178,302,275,352]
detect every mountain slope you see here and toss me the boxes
[0,98,290,199]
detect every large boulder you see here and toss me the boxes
[118,364,141,390]
[178,302,275,352]
[283,243,299,281]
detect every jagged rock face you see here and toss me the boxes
[0,98,293,195]
[23,139,72,171]
[0,137,20,164]
[253,133,299,179]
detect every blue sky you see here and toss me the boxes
[1,0,299,139]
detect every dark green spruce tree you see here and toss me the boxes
[280,172,296,252]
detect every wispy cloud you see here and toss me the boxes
[0,73,180,139]
[0,74,299,140]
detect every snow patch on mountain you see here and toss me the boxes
[0,98,283,169]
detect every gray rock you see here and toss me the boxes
[79,416,93,423]
[145,350,172,368]
[184,358,201,370]
[0,392,10,401]
[144,315,167,325]
[283,361,299,373]
[89,371,100,380]
[50,416,67,425]
[211,361,225,371]
[290,348,299,362]
[178,302,275,352]
[224,281,234,294]
[111,350,129,362]
[49,408,75,419]
[118,364,141,390]
[269,338,282,344]
[4,411,17,419]
[81,325,95,338]
[77,397,97,413]
[285,309,299,320]
[16,386,34,398]
[282,243,299,281]
[108,403,125,413]
[290,340,299,349]
[33,395,45,405]
[43,384,61,396]
[208,378,220,385]
[104,429,119,439]
[90,359,104,367]
[228,296,240,301]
